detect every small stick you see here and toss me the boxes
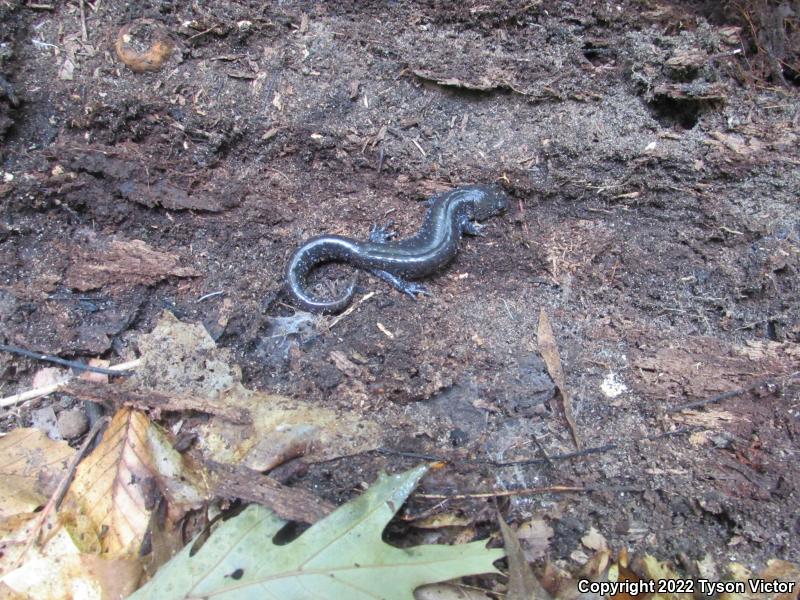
[196,290,225,302]
[416,485,586,500]
[78,0,88,41]
[326,291,376,329]
[0,359,140,408]
[8,416,109,573]
[518,198,529,237]
[0,343,135,376]
[374,428,694,468]
[531,432,555,468]
[187,26,216,42]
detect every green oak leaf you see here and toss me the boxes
[129,464,504,599]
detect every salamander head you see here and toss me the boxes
[470,184,510,220]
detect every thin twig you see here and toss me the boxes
[0,343,134,376]
[187,26,216,42]
[326,291,376,329]
[196,290,225,302]
[667,371,799,414]
[374,428,694,468]
[531,432,555,468]
[78,0,88,41]
[0,359,140,408]
[416,485,586,500]
[8,416,109,573]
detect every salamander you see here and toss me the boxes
[285,184,509,313]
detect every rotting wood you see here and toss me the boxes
[206,460,335,524]
[666,371,799,413]
[63,379,252,425]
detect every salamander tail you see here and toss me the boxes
[285,239,358,313]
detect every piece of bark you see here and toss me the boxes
[207,460,335,523]
[66,239,199,291]
[63,379,251,425]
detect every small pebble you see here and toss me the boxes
[57,409,90,439]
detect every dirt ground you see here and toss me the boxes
[1,0,799,576]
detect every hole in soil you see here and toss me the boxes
[582,41,615,66]
[783,63,800,86]
[647,95,718,129]
[766,319,779,341]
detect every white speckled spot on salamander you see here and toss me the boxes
[284,184,509,313]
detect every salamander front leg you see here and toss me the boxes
[369,220,396,243]
[458,214,487,236]
[369,269,432,299]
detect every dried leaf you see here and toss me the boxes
[537,309,581,448]
[0,510,140,598]
[759,560,800,600]
[581,526,608,552]
[0,428,75,519]
[498,516,551,600]
[3,553,140,599]
[200,400,383,467]
[538,561,576,600]
[412,513,473,529]
[60,408,154,558]
[638,555,693,600]
[132,312,383,465]
[516,518,554,561]
[57,58,75,81]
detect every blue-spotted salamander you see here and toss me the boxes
[285,184,509,313]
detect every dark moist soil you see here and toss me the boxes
[1,0,799,571]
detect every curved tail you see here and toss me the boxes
[285,237,358,313]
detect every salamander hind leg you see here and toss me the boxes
[458,214,487,236]
[369,269,432,299]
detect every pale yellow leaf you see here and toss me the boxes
[0,429,75,519]
[61,407,154,559]
[640,555,693,600]
[581,526,608,552]
[2,553,139,600]
[412,513,473,529]
[759,560,800,600]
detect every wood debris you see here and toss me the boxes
[65,239,199,291]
